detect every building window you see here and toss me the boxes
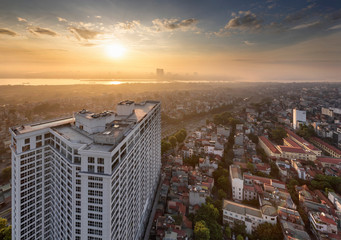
[88,157,95,163]
[97,166,104,173]
[25,138,30,144]
[88,165,95,172]
[97,158,104,164]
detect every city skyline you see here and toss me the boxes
[0,0,340,82]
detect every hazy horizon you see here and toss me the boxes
[0,0,340,82]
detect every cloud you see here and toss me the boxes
[152,18,198,32]
[17,17,27,23]
[29,27,58,36]
[57,17,67,22]
[115,20,141,30]
[329,24,341,30]
[69,27,101,40]
[243,40,256,46]
[95,16,102,19]
[290,21,320,30]
[0,28,17,36]
[224,11,262,30]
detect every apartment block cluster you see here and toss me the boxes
[296,185,341,239]
[227,164,308,238]
[258,132,341,239]
[10,100,161,240]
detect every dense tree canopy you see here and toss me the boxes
[194,221,210,240]
[252,223,283,240]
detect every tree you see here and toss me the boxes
[270,127,286,145]
[296,124,316,139]
[161,140,171,154]
[253,222,283,240]
[0,218,11,240]
[194,221,210,240]
[247,162,255,173]
[169,136,177,147]
[217,176,229,192]
[237,235,244,240]
[225,226,232,239]
[218,189,227,200]
[232,221,246,237]
[270,162,280,179]
[195,203,222,240]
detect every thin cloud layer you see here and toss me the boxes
[225,11,262,30]
[57,17,68,22]
[29,27,58,36]
[0,28,17,36]
[291,21,320,30]
[69,27,101,40]
[17,17,27,23]
[152,18,198,32]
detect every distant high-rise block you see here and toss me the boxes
[293,109,306,130]
[156,68,164,79]
[10,100,161,240]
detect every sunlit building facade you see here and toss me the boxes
[10,100,161,240]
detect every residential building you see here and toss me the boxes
[293,109,306,130]
[230,165,243,201]
[10,100,161,240]
[223,200,277,234]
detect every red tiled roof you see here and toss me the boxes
[317,157,341,165]
[311,137,341,155]
[286,128,319,151]
[284,137,301,148]
[259,136,280,154]
[278,146,307,154]
[244,185,255,192]
[320,215,337,225]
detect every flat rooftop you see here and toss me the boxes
[223,200,262,218]
[12,117,74,135]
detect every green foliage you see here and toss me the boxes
[195,203,222,240]
[218,189,227,200]
[247,133,259,144]
[232,221,246,237]
[270,162,280,179]
[194,221,210,240]
[171,214,182,225]
[247,162,255,173]
[217,176,229,192]
[213,167,228,183]
[269,127,286,145]
[213,112,232,125]
[169,136,177,147]
[0,167,11,183]
[287,178,299,205]
[296,124,316,139]
[174,129,187,143]
[237,235,244,240]
[183,155,199,167]
[310,174,341,194]
[252,222,283,240]
[161,140,171,154]
[0,218,11,240]
[225,226,232,238]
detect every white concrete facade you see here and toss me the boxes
[10,100,161,240]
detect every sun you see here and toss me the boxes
[106,44,126,58]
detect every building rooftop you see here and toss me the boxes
[12,117,74,135]
[259,136,281,154]
[286,129,319,151]
[230,165,242,180]
[311,137,341,155]
[223,200,262,218]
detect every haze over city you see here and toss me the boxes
[0,0,340,82]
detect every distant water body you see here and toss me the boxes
[0,79,233,86]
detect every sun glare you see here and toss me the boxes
[106,44,126,58]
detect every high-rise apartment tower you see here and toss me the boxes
[10,100,161,240]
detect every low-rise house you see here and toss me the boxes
[223,200,277,234]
